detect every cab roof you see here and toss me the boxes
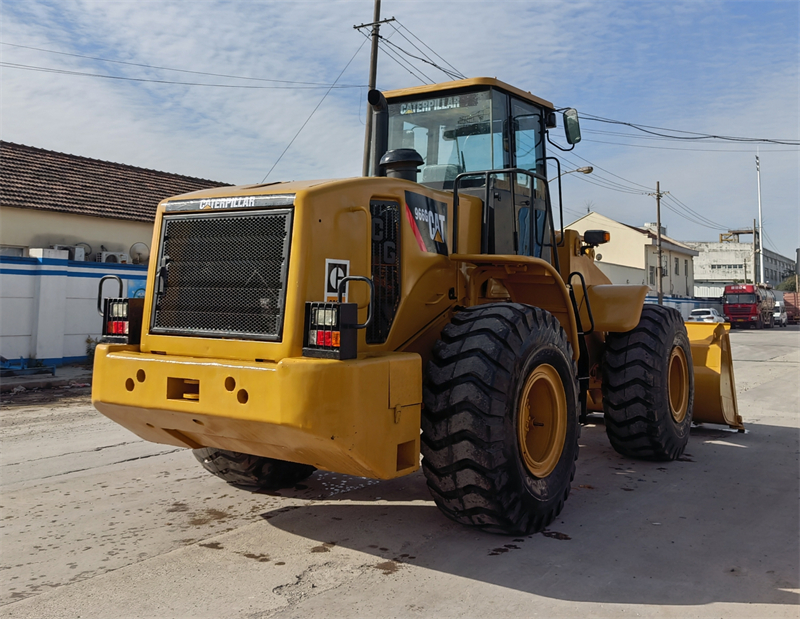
[383,77,555,111]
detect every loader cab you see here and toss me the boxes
[383,78,561,261]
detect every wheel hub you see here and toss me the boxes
[517,364,567,478]
[668,346,689,423]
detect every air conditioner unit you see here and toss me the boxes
[96,252,130,264]
[50,245,86,261]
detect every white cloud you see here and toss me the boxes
[2,0,797,257]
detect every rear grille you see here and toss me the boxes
[367,199,400,344]
[151,209,292,340]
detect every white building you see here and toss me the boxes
[686,234,796,298]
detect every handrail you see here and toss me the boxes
[338,276,375,329]
[567,271,595,335]
[96,275,123,316]
[451,167,560,273]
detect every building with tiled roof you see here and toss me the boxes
[0,141,229,259]
[0,142,230,365]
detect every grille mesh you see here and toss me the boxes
[151,209,292,339]
[367,200,400,344]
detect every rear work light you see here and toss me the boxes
[303,276,374,360]
[97,275,144,345]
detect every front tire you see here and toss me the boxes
[602,305,694,461]
[193,448,315,490]
[422,303,580,535]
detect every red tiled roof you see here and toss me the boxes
[0,141,230,223]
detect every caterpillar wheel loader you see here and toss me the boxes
[93,77,742,535]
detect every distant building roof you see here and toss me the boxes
[567,211,698,255]
[0,141,230,223]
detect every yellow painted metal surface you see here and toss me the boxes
[384,77,555,111]
[586,285,650,333]
[92,345,422,479]
[450,253,580,360]
[685,322,743,430]
[138,177,481,363]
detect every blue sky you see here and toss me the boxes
[2,0,798,259]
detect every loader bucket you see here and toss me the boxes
[685,322,744,431]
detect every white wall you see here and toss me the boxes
[645,295,723,320]
[0,253,147,364]
[594,261,647,286]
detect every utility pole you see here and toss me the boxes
[648,182,669,306]
[756,154,765,284]
[355,1,394,177]
[752,218,757,285]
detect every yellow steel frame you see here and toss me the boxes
[93,345,422,479]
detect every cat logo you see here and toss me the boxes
[325,259,350,302]
[405,191,448,256]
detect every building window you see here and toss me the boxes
[685,260,688,276]
[674,257,679,275]
[0,246,25,257]
[649,266,656,285]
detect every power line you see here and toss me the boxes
[554,152,734,231]
[357,29,430,85]
[381,26,463,81]
[393,19,466,80]
[1,61,365,89]
[582,137,798,153]
[260,39,368,183]
[665,193,729,230]
[559,151,653,191]
[1,41,366,87]
[580,112,800,146]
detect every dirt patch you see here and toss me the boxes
[0,387,92,410]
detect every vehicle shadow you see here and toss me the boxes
[261,420,799,606]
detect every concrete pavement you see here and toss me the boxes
[1,326,798,618]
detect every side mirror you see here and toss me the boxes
[563,108,582,145]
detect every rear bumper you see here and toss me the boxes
[92,345,422,479]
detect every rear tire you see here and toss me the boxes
[193,448,315,490]
[602,305,694,461]
[422,303,580,535]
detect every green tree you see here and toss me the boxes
[776,276,797,292]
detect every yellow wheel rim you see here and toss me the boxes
[517,364,567,478]
[668,346,689,423]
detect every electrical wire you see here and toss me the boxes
[381,26,463,81]
[665,193,729,230]
[393,19,466,80]
[378,39,435,83]
[1,61,364,89]
[357,30,430,85]
[1,41,366,87]
[580,113,800,146]
[582,137,798,153]
[554,151,734,231]
[260,39,367,182]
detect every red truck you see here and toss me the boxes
[723,284,776,329]
[783,292,800,325]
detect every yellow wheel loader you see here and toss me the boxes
[93,78,741,535]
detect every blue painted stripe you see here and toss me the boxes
[0,256,39,265]
[65,261,148,271]
[37,355,90,367]
[1,256,147,270]
[0,268,147,280]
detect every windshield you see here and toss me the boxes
[725,294,756,304]
[691,310,711,316]
[387,90,506,188]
